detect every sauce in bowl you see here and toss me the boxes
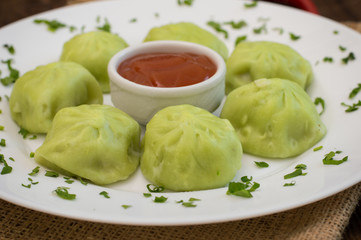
[117,52,217,88]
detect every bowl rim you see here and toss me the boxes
[108,40,226,98]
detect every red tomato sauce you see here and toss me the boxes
[117,52,217,87]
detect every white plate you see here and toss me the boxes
[1,0,361,226]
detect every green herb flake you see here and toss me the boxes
[129,18,137,23]
[1,165,12,175]
[45,170,59,178]
[313,145,323,152]
[314,97,325,115]
[177,0,194,6]
[283,181,296,187]
[207,21,228,39]
[153,196,168,203]
[244,1,258,8]
[28,177,39,185]
[146,183,164,193]
[188,197,201,202]
[224,20,247,29]
[3,44,15,55]
[0,126,4,131]
[182,202,197,207]
[64,177,74,184]
[29,152,35,158]
[254,161,269,168]
[121,204,132,209]
[33,19,67,32]
[235,35,247,46]
[0,138,5,147]
[273,27,284,35]
[54,187,76,200]
[143,193,152,198]
[322,151,348,165]
[22,184,31,189]
[8,157,15,162]
[289,32,301,41]
[253,24,267,34]
[342,52,356,64]
[96,17,111,33]
[339,45,347,52]
[323,57,333,63]
[77,177,88,185]
[284,164,307,179]
[227,176,260,198]
[28,166,40,176]
[333,30,339,35]
[341,101,361,112]
[99,191,110,199]
[0,59,20,86]
[348,83,361,99]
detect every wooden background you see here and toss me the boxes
[0,0,360,239]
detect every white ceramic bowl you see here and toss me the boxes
[108,40,226,125]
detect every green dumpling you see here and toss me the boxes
[225,41,313,94]
[9,61,103,133]
[143,22,228,61]
[60,31,129,93]
[141,104,242,191]
[35,104,141,185]
[221,78,326,158]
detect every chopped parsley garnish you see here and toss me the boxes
[273,27,284,35]
[18,127,37,139]
[77,177,88,185]
[54,187,76,200]
[0,138,5,147]
[339,45,347,52]
[129,18,137,23]
[207,21,228,39]
[146,183,164,193]
[96,17,111,33]
[28,166,40,176]
[0,126,4,131]
[34,19,69,32]
[314,97,325,115]
[99,191,110,198]
[341,101,361,112]
[333,30,339,35]
[28,177,39,185]
[342,52,355,64]
[143,193,152,198]
[348,83,361,99]
[254,161,269,168]
[121,204,132,209]
[45,170,59,178]
[323,57,333,63]
[3,44,15,55]
[284,164,307,179]
[283,181,296,187]
[313,145,323,152]
[64,177,74,184]
[227,176,260,198]
[235,35,247,46]
[0,59,19,86]
[224,20,247,29]
[253,24,267,34]
[322,151,348,165]
[29,152,35,158]
[22,184,31,188]
[153,196,168,203]
[176,197,201,207]
[177,0,194,6]
[0,154,12,175]
[244,1,258,8]
[289,32,301,41]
